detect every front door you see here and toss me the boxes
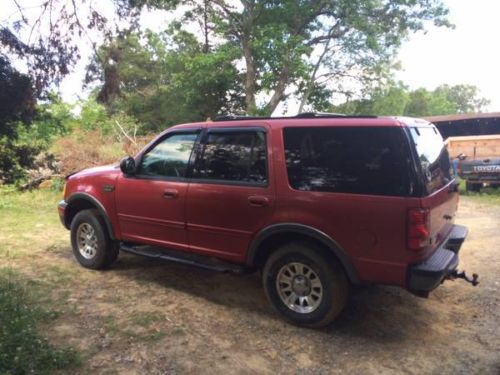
[115,131,199,250]
[186,126,275,262]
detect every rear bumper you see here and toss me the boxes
[407,225,468,294]
[58,200,69,229]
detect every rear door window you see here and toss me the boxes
[283,127,413,196]
[193,129,267,185]
[409,126,452,194]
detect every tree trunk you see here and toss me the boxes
[264,65,289,115]
[242,37,257,114]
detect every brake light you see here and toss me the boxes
[407,208,430,250]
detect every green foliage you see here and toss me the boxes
[84,1,452,116]
[0,269,80,374]
[207,0,451,113]
[0,137,40,184]
[404,87,456,117]
[89,30,243,132]
[331,82,490,117]
[434,84,490,113]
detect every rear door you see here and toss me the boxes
[408,125,458,248]
[186,126,275,262]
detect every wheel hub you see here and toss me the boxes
[292,275,311,296]
[76,223,98,260]
[276,262,323,314]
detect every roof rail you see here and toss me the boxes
[295,112,378,119]
[214,112,378,122]
[214,115,265,121]
[294,112,346,118]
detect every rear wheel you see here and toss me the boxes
[262,242,348,327]
[70,210,119,269]
[465,181,482,192]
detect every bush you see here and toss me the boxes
[51,129,152,175]
[0,269,80,374]
[0,137,41,184]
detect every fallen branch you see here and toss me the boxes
[20,173,64,191]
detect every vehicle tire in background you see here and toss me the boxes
[70,209,119,269]
[465,181,482,192]
[262,242,348,328]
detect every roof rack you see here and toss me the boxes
[214,112,378,122]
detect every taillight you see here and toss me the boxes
[407,208,431,250]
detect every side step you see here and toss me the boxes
[120,243,247,274]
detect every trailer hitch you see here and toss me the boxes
[447,270,479,286]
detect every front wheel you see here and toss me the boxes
[70,210,119,269]
[262,242,348,327]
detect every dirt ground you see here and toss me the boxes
[5,196,500,374]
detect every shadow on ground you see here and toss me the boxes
[53,249,432,344]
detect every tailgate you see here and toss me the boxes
[458,157,500,180]
[421,180,459,250]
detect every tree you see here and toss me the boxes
[87,29,244,132]
[0,56,39,183]
[207,0,450,115]
[404,87,455,117]
[434,84,490,113]
[330,82,490,117]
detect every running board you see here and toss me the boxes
[120,243,247,274]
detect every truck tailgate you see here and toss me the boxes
[421,180,459,251]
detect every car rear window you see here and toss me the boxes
[408,126,452,194]
[283,127,414,196]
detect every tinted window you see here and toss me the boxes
[409,126,451,194]
[194,130,267,184]
[284,127,413,196]
[139,132,197,178]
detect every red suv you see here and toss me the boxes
[58,113,470,327]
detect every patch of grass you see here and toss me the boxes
[458,179,500,205]
[0,186,67,258]
[103,316,121,335]
[0,268,80,374]
[129,311,166,328]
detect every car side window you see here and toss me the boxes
[284,127,413,196]
[193,130,267,184]
[139,132,198,178]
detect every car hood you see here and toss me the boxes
[68,164,121,179]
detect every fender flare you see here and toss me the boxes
[247,223,359,284]
[66,192,116,240]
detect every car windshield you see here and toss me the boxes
[409,126,451,194]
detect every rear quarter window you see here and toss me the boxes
[283,126,415,196]
[408,126,452,194]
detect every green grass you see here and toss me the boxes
[0,186,66,259]
[0,268,80,374]
[458,179,500,205]
[129,311,166,327]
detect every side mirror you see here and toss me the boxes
[120,156,136,175]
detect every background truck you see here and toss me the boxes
[447,135,500,191]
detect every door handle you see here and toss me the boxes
[248,195,269,207]
[163,189,179,199]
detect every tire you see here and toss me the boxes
[70,209,119,269]
[465,181,481,192]
[262,242,348,327]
